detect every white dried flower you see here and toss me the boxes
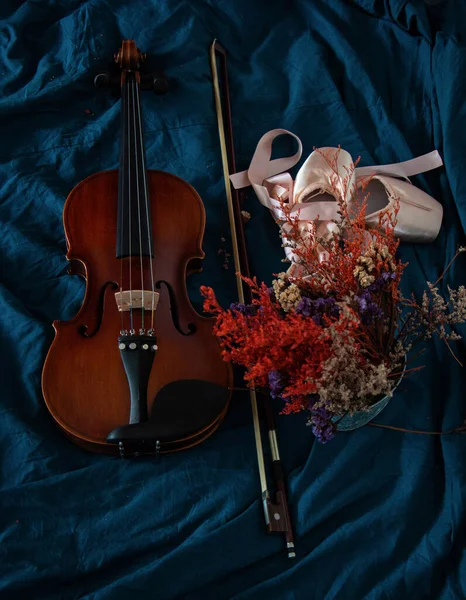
[427,282,448,314]
[271,274,302,312]
[313,314,396,415]
[446,285,466,323]
[353,241,395,289]
[360,274,376,288]
[379,245,389,259]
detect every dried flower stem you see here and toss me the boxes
[432,247,464,286]
[368,422,466,435]
[443,337,463,367]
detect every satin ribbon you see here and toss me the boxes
[229,129,443,266]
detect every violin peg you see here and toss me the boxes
[153,76,169,95]
[94,72,111,88]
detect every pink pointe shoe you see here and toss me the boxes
[229,129,444,261]
[293,146,444,244]
[352,175,443,243]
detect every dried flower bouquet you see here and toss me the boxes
[202,149,466,442]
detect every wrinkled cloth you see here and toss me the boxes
[1,1,466,599]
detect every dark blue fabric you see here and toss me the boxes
[1,0,466,598]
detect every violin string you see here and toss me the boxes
[119,79,126,334]
[127,76,133,333]
[135,77,156,334]
[132,79,145,332]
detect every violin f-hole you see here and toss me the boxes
[78,281,119,338]
[155,280,196,336]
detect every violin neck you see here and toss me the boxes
[116,72,154,259]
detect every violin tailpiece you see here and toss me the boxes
[117,334,158,424]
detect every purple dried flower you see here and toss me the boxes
[296,296,340,323]
[313,298,326,311]
[358,296,368,311]
[311,417,336,444]
[307,395,336,443]
[382,271,396,282]
[296,297,313,317]
[355,289,384,326]
[229,302,257,316]
[325,297,340,319]
[367,271,396,293]
[268,370,288,399]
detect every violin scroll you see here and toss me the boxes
[114,40,145,74]
[94,40,168,95]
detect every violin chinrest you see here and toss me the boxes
[107,380,230,445]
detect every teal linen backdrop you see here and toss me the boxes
[1,1,465,598]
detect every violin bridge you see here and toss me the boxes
[115,290,160,312]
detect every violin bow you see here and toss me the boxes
[210,40,296,559]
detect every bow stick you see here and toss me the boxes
[210,40,295,559]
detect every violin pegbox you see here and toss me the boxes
[94,40,168,95]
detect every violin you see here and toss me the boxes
[42,40,232,458]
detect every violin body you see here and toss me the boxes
[41,41,232,457]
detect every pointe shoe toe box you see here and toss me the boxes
[361,175,443,243]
